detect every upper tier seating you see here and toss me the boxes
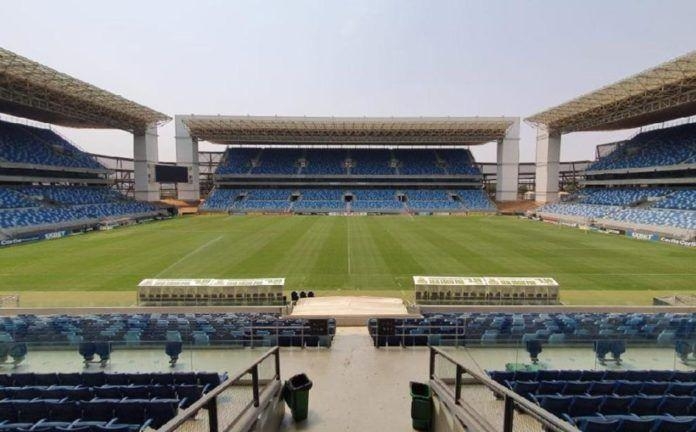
[214,148,481,176]
[395,150,444,175]
[251,149,301,174]
[212,148,258,175]
[588,123,696,171]
[303,150,347,175]
[369,312,696,347]
[349,150,394,175]
[0,120,103,170]
[496,369,696,431]
[17,186,122,205]
[437,149,481,175]
[0,313,336,347]
[456,189,496,211]
[0,186,159,230]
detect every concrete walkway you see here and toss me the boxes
[279,327,428,431]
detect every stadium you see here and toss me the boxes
[1,7,696,432]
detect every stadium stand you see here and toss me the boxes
[394,149,444,175]
[494,369,696,431]
[206,145,492,214]
[368,312,696,347]
[536,123,696,239]
[0,313,336,347]
[0,371,226,430]
[587,123,696,171]
[251,149,302,174]
[437,149,481,175]
[349,149,394,175]
[0,186,161,230]
[303,149,348,175]
[456,189,497,211]
[214,147,482,177]
[0,121,104,170]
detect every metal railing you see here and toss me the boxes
[158,346,281,432]
[428,346,579,432]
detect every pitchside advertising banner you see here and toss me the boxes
[625,230,660,242]
[0,230,67,247]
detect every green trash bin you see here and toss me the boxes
[283,373,313,421]
[410,381,432,431]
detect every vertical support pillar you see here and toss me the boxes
[175,116,200,201]
[534,127,561,203]
[133,124,159,202]
[496,118,520,202]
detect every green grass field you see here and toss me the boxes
[0,215,694,306]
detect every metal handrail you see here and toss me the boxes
[158,346,280,432]
[429,346,579,432]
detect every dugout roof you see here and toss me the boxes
[180,115,516,146]
[0,47,170,133]
[526,51,696,134]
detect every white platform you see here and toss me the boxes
[291,296,409,317]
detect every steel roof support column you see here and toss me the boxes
[534,127,561,203]
[496,119,520,202]
[134,123,160,202]
[175,116,200,201]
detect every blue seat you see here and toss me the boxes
[82,373,106,387]
[146,400,178,428]
[579,371,604,381]
[667,382,696,396]
[614,380,643,395]
[113,400,152,429]
[45,400,81,422]
[12,373,36,387]
[658,396,694,415]
[57,373,82,386]
[562,381,591,395]
[653,416,696,432]
[536,370,560,381]
[588,381,615,395]
[568,395,604,417]
[94,386,124,399]
[611,414,655,432]
[538,381,565,395]
[120,385,150,400]
[537,395,573,417]
[640,381,670,395]
[575,416,620,432]
[81,400,118,422]
[600,396,633,415]
[128,374,152,386]
[629,395,663,415]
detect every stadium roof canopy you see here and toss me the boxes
[526,51,696,134]
[180,115,516,146]
[0,47,170,133]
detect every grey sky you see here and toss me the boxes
[1,0,694,163]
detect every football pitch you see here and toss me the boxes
[0,215,695,306]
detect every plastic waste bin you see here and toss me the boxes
[410,381,432,431]
[283,373,313,421]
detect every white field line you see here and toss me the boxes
[155,235,224,277]
[347,218,351,275]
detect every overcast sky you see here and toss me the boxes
[1,0,695,163]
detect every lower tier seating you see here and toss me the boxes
[0,313,336,347]
[0,372,226,431]
[494,369,696,431]
[203,188,495,213]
